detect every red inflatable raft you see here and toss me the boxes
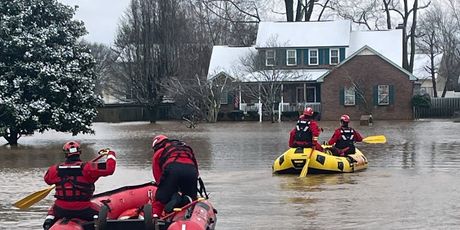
[47,182,217,230]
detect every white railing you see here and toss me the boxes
[281,102,321,112]
[240,103,262,113]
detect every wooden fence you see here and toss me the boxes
[414,98,460,119]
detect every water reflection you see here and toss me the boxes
[1,120,460,229]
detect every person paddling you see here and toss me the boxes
[42,141,116,229]
[327,115,364,156]
[288,107,323,151]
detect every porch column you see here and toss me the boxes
[258,83,262,122]
[238,84,242,110]
[303,83,307,108]
[279,84,284,122]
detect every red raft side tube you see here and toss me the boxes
[165,198,217,230]
[49,182,157,230]
[91,182,157,219]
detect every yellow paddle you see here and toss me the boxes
[299,148,314,177]
[362,135,387,144]
[13,150,110,210]
[13,184,56,209]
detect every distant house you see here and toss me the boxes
[207,20,418,121]
[412,53,443,97]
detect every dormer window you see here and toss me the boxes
[330,48,339,65]
[309,49,318,65]
[286,49,296,66]
[266,49,275,66]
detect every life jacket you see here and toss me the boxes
[157,140,198,170]
[54,162,95,201]
[335,127,355,150]
[293,120,313,147]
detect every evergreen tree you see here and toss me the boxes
[0,0,101,145]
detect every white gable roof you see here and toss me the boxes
[348,30,402,66]
[256,21,351,48]
[317,45,417,82]
[207,46,256,80]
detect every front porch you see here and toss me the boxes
[238,102,322,121]
[230,81,322,122]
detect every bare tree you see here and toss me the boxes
[84,42,119,97]
[239,47,302,123]
[330,0,384,30]
[345,74,373,115]
[165,74,235,123]
[284,0,332,22]
[417,1,460,97]
[385,0,431,73]
[110,0,188,122]
[198,0,259,46]
[416,6,442,97]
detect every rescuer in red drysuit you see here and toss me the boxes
[42,141,116,229]
[151,135,199,217]
[327,114,364,156]
[289,107,323,151]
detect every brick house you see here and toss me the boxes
[207,20,418,121]
[319,46,417,120]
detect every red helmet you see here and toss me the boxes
[152,135,168,149]
[340,114,350,123]
[62,141,81,157]
[303,107,314,116]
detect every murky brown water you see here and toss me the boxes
[1,120,460,230]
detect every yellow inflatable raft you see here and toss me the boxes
[272,147,368,174]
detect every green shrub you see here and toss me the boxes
[412,94,431,108]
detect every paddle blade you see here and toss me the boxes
[299,158,310,177]
[363,135,387,144]
[13,185,55,209]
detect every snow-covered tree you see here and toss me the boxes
[0,0,101,145]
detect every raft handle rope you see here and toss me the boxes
[198,177,209,199]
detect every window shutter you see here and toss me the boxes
[318,48,330,65]
[303,49,308,65]
[373,85,378,105]
[389,85,394,105]
[339,48,345,62]
[296,49,302,65]
[339,88,344,105]
[355,89,360,104]
[277,48,286,66]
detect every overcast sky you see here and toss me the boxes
[58,0,131,45]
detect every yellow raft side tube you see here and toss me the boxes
[272,147,368,174]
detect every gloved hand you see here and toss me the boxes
[98,148,110,155]
[43,217,55,230]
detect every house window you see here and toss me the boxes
[286,49,297,66]
[330,48,339,65]
[266,50,275,66]
[378,85,390,105]
[309,49,318,65]
[220,90,228,104]
[344,87,355,106]
[306,87,316,102]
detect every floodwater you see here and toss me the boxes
[1,119,460,230]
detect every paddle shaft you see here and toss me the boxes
[299,148,314,177]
